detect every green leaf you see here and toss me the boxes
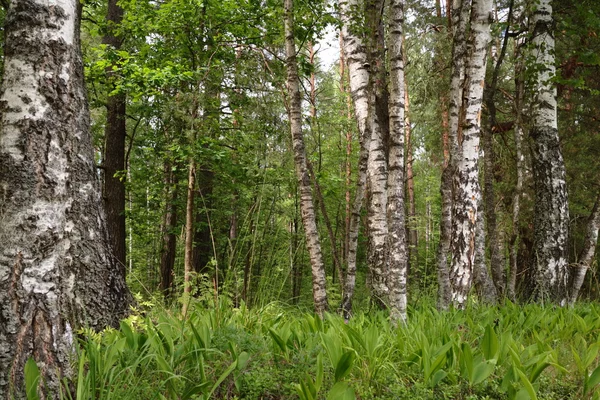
[327,382,356,400]
[517,368,538,400]
[237,351,250,370]
[585,364,600,395]
[482,324,499,360]
[472,361,495,385]
[334,351,355,382]
[431,369,447,387]
[24,358,41,400]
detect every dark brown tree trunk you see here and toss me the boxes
[193,168,214,276]
[0,2,131,397]
[102,0,127,272]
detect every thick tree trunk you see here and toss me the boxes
[340,0,372,319]
[365,0,389,308]
[529,0,569,304]
[0,2,131,398]
[159,159,178,298]
[102,0,127,272]
[386,0,408,324]
[569,192,600,304]
[449,0,492,308]
[284,0,328,314]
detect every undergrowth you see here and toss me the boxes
[25,299,600,399]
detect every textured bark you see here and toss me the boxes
[159,160,178,298]
[529,0,569,304]
[569,192,600,304]
[386,0,408,324]
[0,1,131,397]
[192,168,214,275]
[437,0,470,310]
[473,195,498,303]
[102,0,127,272]
[449,0,492,308]
[365,0,389,308]
[284,0,328,315]
[340,0,372,319]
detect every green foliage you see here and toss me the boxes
[59,302,600,399]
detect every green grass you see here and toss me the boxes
[30,300,600,399]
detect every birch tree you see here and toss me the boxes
[386,0,408,323]
[284,0,328,314]
[0,1,131,397]
[528,0,570,304]
[449,0,493,308]
[340,0,372,318]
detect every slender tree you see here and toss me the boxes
[102,0,127,272]
[0,1,131,397]
[284,0,328,314]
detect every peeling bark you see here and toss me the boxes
[473,194,498,303]
[284,0,328,315]
[529,0,569,304]
[0,1,131,397]
[449,0,493,308]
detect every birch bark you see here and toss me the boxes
[0,1,131,397]
[569,192,600,304]
[437,0,469,310]
[528,0,569,304]
[449,0,493,308]
[386,0,408,324]
[340,0,372,318]
[284,0,328,314]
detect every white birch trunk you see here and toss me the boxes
[437,0,470,310]
[0,1,131,397]
[365,0,389,308]
[284,0,328,314]
[529,0,569,304]
[386,0,408,324]
[449,0,493,308]
[340,0,372,318]
[569,192,600,304]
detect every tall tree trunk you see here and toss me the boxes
[569,192,600,304]
[438,0,470,310]
[365,0,390,308]
[449,0,493,308]
[529,0,569,304]
[508,38,525,301]
[159,159,179,298]
[284,0,328,314]
[386,0,408,324]
[0,2,131,397]
[102,0,127,273]
[340,0,372,319]
[482,0,513,298]
[404,53,418,275]
[192,169,214,276]
[182,159,196,317]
